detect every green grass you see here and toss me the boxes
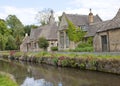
[0,51,120,60]
[0,51,10,56]
[0,73,18,86]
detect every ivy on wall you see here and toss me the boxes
[66,18,86,43]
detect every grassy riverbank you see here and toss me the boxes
[0,51,120,59]
[1,51,120,58]
[0,51,120,74]
[0,72,18,86]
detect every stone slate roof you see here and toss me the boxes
[86,20,110,37]
[86,9,120,36]
[59,13,102,37]
[97,9,120,32]
[65,14,102,26]
[30,23,58,41]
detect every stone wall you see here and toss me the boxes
[6,55,120,74]
[48,40,58,51]
[94,32,107,52]
[94,29,120,52]
[109,29,120,51]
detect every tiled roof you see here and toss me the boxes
[30,23,58,41]
[97,9,120,32]
[65,14,102,26]
[86,9,120,35]
[86,20,110,37]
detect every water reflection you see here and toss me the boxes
[21,77,54,86]
[0,60,120,86]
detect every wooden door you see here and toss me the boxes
[101,35,108,52]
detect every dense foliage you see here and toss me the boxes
[38,37,49,50]
[6,15,25,49]
[51,46,58,51]
[66,18,94,52]
[0,19,10,50]
[66,18,86,43]
[72,37,94,52]
[0,15,38,50]
[24,25,38,36]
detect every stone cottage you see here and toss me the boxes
[94,9,120,52]
[58,9,102,50]
[20,11,58,52]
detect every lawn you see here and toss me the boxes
[0,72,18,86]
[0,51,120,60]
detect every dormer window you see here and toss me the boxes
[78,25,87,31]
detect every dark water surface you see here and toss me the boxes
[0,59,120,86]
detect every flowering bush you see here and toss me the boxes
[58,56,65,60]
[9,51,15,56]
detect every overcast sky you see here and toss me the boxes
[0,0,120,25]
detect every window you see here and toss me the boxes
[66,32,69,48]
[78,25,87,31]
[51,43,54,46]
[60,31,64,48]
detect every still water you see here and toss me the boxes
[0,59,120,86]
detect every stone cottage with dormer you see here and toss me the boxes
[20,11,58,52]
[58,9,102,50]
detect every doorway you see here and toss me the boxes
[101,35,108,52]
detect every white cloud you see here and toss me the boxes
[1,0,120,25]
[69,0,120,9]
[55,7,118,21]
[69,0,120,20]
[0,6,39,25]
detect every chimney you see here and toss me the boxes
[49,10,55,24]
[88,9,94,24]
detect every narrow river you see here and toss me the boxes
[0,59,120,86]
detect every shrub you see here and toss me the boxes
[79,63,86,69]
[38,37,49,50]
[52,57,58,65]
[70,47,93,52]
[74,47,93,52]
[71,42,93,52]
[51,46,58,51]
[61,59,69,67]
[77,42,92,48]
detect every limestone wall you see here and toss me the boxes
[109,29,120,51]
[94,32,107,52]
[48,40,58,51]
[6,55,120,74]
[94,29,120,52]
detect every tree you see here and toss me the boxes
[5,35,17,50]
[36,8,53,25]
[24,25,38,36]
[38,37,49,50]
[0,34,8,50]
[66,18,86,43]
[6,15,25,50]
[0,19,9,50]
[6,15,24,36]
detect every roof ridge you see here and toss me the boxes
[66,14,88,16]
[113,8,120,19]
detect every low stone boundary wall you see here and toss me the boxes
[3,55,120,74]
